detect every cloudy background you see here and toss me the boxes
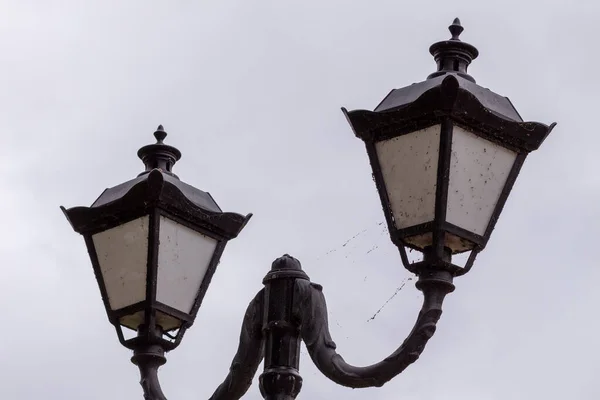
[1,0,598,399]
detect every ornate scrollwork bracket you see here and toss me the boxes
[210,251,456,399]
[129,289,265,400]
[209,290,266,399]
[295,268,454,388]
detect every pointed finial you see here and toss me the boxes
[138,125,182,177]
[427,17,479,83]
[154,124,167,143]
[449,17,464,40]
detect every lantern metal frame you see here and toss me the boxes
[342,19,555,276]
[61,126,251,399]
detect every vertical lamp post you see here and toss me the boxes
[62,19,555,400]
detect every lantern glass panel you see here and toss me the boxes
[446,126,517,236]
[156,216,218,314]
[375,124,441,229]
[120,310,182,332]
[92,216,149,311]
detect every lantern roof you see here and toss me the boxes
[343,19,556,152]
[90,171,221,213]
[61,126,251,238]
[374,73,523,123]
[373,19,524,119]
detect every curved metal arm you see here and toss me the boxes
[209,289,265,400]
[294,274,454,388]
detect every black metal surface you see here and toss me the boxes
[145,209,160,346]
[376,20,519,121]
[131,326,168,400]
[210,256,308,400]
[62,169,250,238]
[259,255,306,399]
[432,119,453,260]
[93,126,218,212]
[343,19,556,274]
[137,125,182,177]
[91,172,223,213]
[427,18,479,83]
[344,74,555,153]
[62,19,556,400]
[61,126,252,399]
[297,255,454,388]
[209,290,265,400]
[61,128,252,343]
[211,251,455,398]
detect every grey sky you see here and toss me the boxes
[1,1,598,399]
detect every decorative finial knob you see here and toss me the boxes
[271,254,302,271]
[154,124,167,143]
[427,17,479,83]
[449,17,463,40]
[137,125,182,178]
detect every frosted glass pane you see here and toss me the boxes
[119,311,144,331]
[446,126,517,235]
[375,125,441,229]
[156,311,182,332]
[92,216,149,310]
[156,216,218,313]
[120,310,181,332]
[405,232,473,253]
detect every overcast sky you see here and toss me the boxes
[1,1,598,399]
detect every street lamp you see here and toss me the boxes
[211,18,554,400]
[343,18,556,276]
[61,125,252,399]
[62,19,555,400]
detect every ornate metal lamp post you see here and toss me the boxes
[211,18,554,400]
[62,19,555,400]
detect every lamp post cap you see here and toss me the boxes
[137,125,182,177]
[427,17,479,83]
[271,254,302,271]
[154,124,167,143]
[263,254,310,283]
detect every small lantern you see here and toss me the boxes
[343,19,555,275]
[61,125,251,351]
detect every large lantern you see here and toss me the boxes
[61,125,251,351]
[343,19,555,275]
